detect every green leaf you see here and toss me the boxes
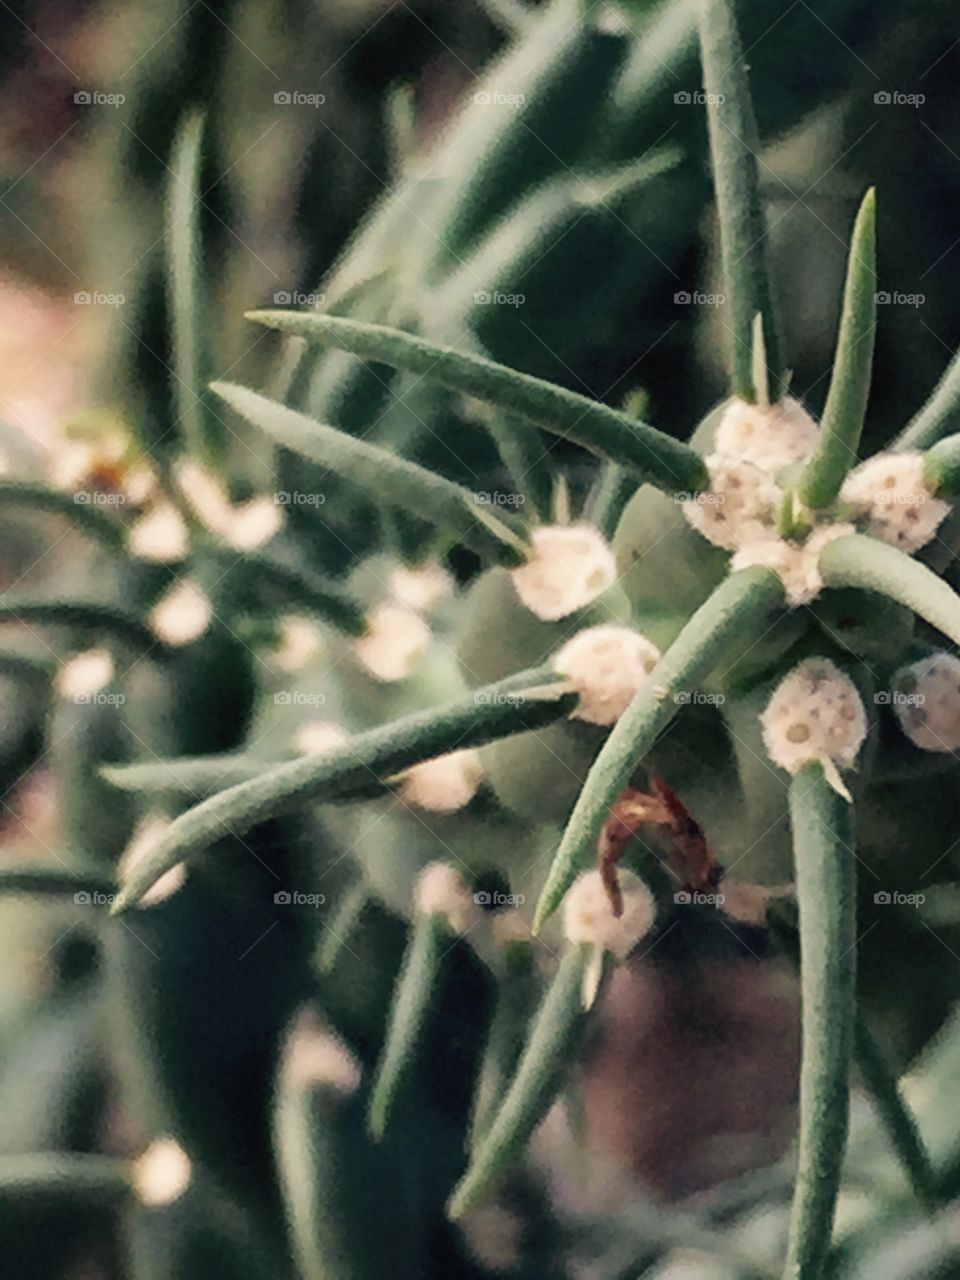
[211,380,528,563]
[819,533,960,647]
[242,315,709,495]
[102,754,267,799]
[315,881,369,976]
[0,480,126,549]
[0,861,115,899]
[447,944,599,1219]
[533,566,784,932]
[895,347,960,451]
[112,669,576,912]
[368,912,453,1140]
[167,111,220,463]
[921,431,960,498]
[699,0,782,401]
[0,597,156,649]
[210,548,368,636]
[800,190,877,509]
[855,1011,938,1211]
[0,1153,131,1208]
[783,762,857,1280]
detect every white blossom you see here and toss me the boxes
[148,579,213,647]
[54,648,113,701]
[400,749,483,813]
[128,501,189,563]
[714,396,820,472]
[761,658,867,779]
[414,862,484,935]
[353,604,430,682]
[682,454,780,551]
[551,624,661,725]
[841,452,950,552]
[131,1138,191,1207]
[893,653,960,752]
[731,523,855,606]
[510,523,615,621]
[562,869,656,960]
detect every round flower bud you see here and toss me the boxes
[224,496,283,550]
[681,455,780,551]
[270,616,324,673]
[562,869,656,961]
[282,1011,361,1095]
[414,862,484,935]
[551,623,661,725]
[54,648,113,701]
[731,523,855,606]
[840,452,950,552]
[892,652,960,752]
[148,578,213,647]
[353,604,430,682]
[128,501,189,563]
[714,396,820,472]
[293,721,348,757]
[400,749,483,813]
[761,658,867,775]
[389,562,454,612]
[131,1137,191,1207]
[510,523,615,621]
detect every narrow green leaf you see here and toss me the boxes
[800,190,877,508]
[484,412,553,522]
[211,548,368,636]
[0,862,115,899]
[699,0,782,401]
[819,533,960,647]
[921,431,960,498]
[316,881,370,976]
[167,111,219,463]
[0,1153,131,1208]
[532,567,784,932]
[102,755,268,799]
[895,347,960,451]
[584,459,636,539]
[0,597,157,649]
[368,913,453,1140]
[113,669,576,912]
[855,1011,938,1211]
[447,944,598,1219]
[242,314,709,495]
[211,380,527,563]
[0,480,126,549]
[783,762,856,1280]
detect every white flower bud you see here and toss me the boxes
[400,749,483,813]
[682,455,780,551]
[562,869,656,961]
[270,616,324,673]
[551,624,661,725]
[840,452,950,552]
[54,648,113,701]
[389,562,454,612]
[119,815,186,908]
[148,578,213,647]
[892,653,960,752]
[128,501,189,563]
[731,523,855,606]
[714,396,820,472]
[292,721,348,757]
[282,1011,361,1095]
[174,460,282,549]
[510,523,615,621]
[414,862,483,935]
[223,496,283,550]
[353,604,430,682]
[761,658,867,777]
[131,1137,191,1207]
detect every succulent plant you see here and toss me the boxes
[9,1,960,1278]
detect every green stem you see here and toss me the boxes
[699,0,782,401]
[0,1153,131,1208]
[819,533,960,647]
[0,861,116,899]
[854,1011,938,1212]
[242,314,709,495]
[895,346,960,451]
[533,566,784,932]
[0,480,127,549]
[783,763,856,1280]
[799,190,877,508]
[921,431,960,498]
[112,669,576,911]
[0,597,157,649]
[316,880,370,976]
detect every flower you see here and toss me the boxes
[54,648,113,701]
[128,500,189,563]
[353,604,430,682]
[551,624,661,725]
[510,523,615,621]
[714,396,820,472]
[389,562,454,612]
[282,1011,361,1095]
[892,653,960,752]
[400,749,484,813]
[562,869,656,961]
[269,616,324,673]
[840,452,950,552]
[731,523,855,606]
[292,721,348,756]
[148,579,213,647]
[414,862,483,935]
[131,1138,191,1207]
[682,455,780,551]
[174,460,282,550]
[761,658,867,780]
